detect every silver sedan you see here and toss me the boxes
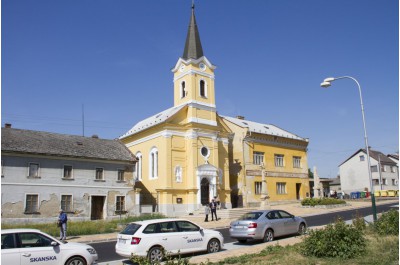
[229,210,307,243]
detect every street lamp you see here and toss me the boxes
[320,76,377,222]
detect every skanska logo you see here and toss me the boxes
[30,256,57,262]
[187,238,203,243]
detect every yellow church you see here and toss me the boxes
[120,5,310,216]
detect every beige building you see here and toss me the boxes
[120,5,309,216]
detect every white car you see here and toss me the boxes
[115,218,224,262]
[1,228,98,265]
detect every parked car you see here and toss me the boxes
[229,210,307,243]
[1,228,98,265]
[115,218,224,262]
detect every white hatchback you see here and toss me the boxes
[1,228,98,265]
[115,218,224,262]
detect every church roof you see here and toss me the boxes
[221,115,308,142]
[119,104,186,139]
[182,4,204,60]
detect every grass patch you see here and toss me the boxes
[1,213,165,238]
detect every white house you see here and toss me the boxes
[1,125,137,224]
[339,148,399,194]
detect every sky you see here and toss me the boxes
[2,0,399,179]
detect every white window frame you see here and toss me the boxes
[180,81,186,98]
[135,152,142,181]
[61,194,73,212]
[391,166,396,173]
[253,152,264,165]
[25,194,39,213]
[63,165,73,179]
[382,178,388,185]
[255,181,262,195]
[95,168,104,180]
[276,182,287,194]
[274,154,284,167]
[359,155,365,161]
[293,156,301,168]
[28,162,40,178]
[149,147,158,179]
[382,165,387,172]
[175,165,182,183]
[117,169,125,182]
[199,79,207,98]
[116,195,125,212]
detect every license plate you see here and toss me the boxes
[118,238,127,244]
[235,225,244,229]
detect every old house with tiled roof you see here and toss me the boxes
[1,125,137,224]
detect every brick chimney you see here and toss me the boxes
[236,116,245,120]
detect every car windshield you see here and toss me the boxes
[239,212,263,220]
[120,223,141,235]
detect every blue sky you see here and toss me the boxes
[2,0,399,179]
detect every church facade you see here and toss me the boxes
[120,5,309,216]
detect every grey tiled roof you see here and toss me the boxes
[2,128,136,162]
[182,4,204,60]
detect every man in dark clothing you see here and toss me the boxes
[58,209,68,241]
[209,199,218,221]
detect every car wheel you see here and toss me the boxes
[65,256,86,265]
[298,223,306,235]
[238,239,247,244]
[207,238,221,253]
[148,246,163,263]
[263,229,274,242]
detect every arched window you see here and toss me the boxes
[199,80,207,98]
[175,165,182,183]
[149,147,158,179]
[135,152,142,181]
[181,81,186,98]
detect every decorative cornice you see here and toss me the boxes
[244,136,307,151]
[187,117,217,126]
[173,69,215,82]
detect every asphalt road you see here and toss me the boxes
[89,202,398,263]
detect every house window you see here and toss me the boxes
[199,80,207,97]
[253,152,264,165]
[61,195,73,212]
[181,81,186,98]
[135,152,142,181]
[359,155,365,161]
[95,168,104,180]
[28,163,39,178]
[117,169,125,181]
[370,165,378,172]
[149,147,158,179]
[1,160,4,177]
[392,179,397,185]
[391,166,396,173]
[382,178,387,185]
[255,181,262,195]
[116,196,125,213]
[63,165,73,179]
[293,156,301,168]
[276,182,287,194]
[382,165,387,172]
[274,154,284,167]
[373,179,379,185]
[25,194,39,213]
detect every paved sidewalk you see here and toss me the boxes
[66,199,398,265]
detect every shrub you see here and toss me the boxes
[373,209,399,235]
[300,218,366,259]
[301,197,346,206]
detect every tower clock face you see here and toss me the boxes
[179,64,186,72]
[199,63,206,71]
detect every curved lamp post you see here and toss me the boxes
[320,76,377,222]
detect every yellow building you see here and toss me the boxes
[120,5,309,216]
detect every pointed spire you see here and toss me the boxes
[182,3,204,60]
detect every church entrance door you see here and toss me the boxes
[200,178,210,205]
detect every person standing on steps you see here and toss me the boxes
[58,209,68,241]
[204,204,210,222]
[209,199,218,221]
